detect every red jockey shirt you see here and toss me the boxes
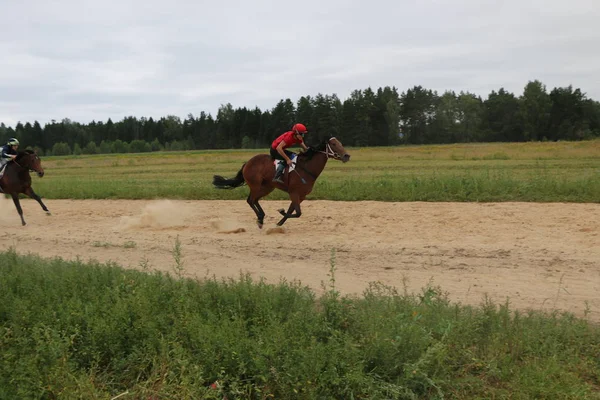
[271,131,303,150]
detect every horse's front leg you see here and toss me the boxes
[277,203,295,226]
[277,194,302,226]
[25,187,51,215]
[11,193,26,226]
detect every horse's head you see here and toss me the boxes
[16,150,45,177]
[321,136,350,163]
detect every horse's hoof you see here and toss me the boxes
[278,209,286,216]
[21,222,26,226]
[46,212,52,216]
[257,221,263,229]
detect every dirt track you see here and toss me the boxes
[1,198,599,320]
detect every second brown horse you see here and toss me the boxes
[0,150,51,226]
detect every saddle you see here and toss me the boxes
[0,164,5,193]
[273,153,297,173]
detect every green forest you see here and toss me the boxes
[2,80,599,156]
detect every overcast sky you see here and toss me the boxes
[1,0,599,127]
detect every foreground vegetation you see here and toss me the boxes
[1,249,599,399]
[29,140,600,202]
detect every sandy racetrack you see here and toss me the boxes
[1,198,599,320]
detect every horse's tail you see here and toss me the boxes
[212,164,246,189]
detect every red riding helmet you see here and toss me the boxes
[292,123,308,135]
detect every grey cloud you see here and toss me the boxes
[1,0,599,127]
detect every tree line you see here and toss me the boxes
[1,80,599,156]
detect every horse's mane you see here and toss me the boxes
[298,136,332,161]
[16,150,35,161]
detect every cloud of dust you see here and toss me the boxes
[0,195,18,223]
[266,226,286,235]
[119,200,191,229]
[211,219,247,234]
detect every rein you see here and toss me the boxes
[13,155,38,173]
[295,163,318,181]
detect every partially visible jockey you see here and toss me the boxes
[270,123,309,183]
[0,138,19,177]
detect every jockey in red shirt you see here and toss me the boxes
[270,123,309,183]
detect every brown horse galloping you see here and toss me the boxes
[213,136,350,228]
[0,150,51,225]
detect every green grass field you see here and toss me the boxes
[2,249,600,399]
[31,141,600,202]
[3,141,600,398]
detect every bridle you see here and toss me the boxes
[292,137,346,183]
[13,153,42,174]
[319,137,345,160]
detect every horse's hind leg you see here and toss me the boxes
[246,194,265,228]
[253,199,267,228]
[255,184,276,227]
[25,187,51,215]
[247,184,275,229]
[11,193,26,226]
